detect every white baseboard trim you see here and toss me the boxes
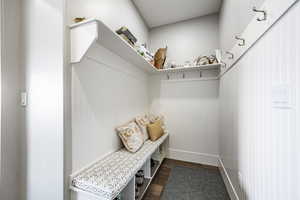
[167,148,219,166]
[218,158,240,200]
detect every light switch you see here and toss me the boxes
[21,92,27,107]
[272,85,292,109]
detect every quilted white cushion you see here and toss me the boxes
[71,133,169,200]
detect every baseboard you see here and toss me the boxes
[167,148,219,166]
[218,158,240,200]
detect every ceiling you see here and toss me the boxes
[132,0,222,28]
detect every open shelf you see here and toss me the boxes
[70,19,222,76]
[70,19,158,73]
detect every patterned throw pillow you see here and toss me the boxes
[116,122,144,153]
[135,115,150,142]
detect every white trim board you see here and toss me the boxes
[218,158,240,200]
[167,148,219,166]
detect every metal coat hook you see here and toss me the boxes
[253,7,267,21]
[235,36,245,46]
[182,72,185,79]
[167,74,170,80]
[199,71,203,78]
[225,51,234,59]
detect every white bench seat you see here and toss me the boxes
[71,133,169,200]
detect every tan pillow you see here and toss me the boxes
[135,115,150,141]
[147,120,164,141]
[116,121,144,153]
[149,114,167,132]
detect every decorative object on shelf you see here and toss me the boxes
[154,46,168,69]
[135,170,145,186]
[135,44,154,63]
[73,17,86,23]
[193,54,218,65]
[164,60,176,69]
[116,26,137,46]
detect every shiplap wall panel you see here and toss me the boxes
[219,2,300,200]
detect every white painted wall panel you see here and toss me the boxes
[21,0,66,200]
[68,0,149,45]
[148,15,220,166]
[219,2,300,199]
[72,43,149,172]
[149,14,219,64]
[149,77,220,166]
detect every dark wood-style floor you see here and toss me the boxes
[142,158,219,200]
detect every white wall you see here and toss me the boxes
[148,15,220,166]
[20,0,66,200]
[149,14,219,64]
[69,0,149,45]
[149,77,220,166]
[72,44,149,172]
[219,0,265,51]
[219,2,300,199]
[0,0,21,200]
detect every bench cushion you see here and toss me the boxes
[71,133,169,199]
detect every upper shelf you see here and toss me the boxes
[69,19,158,73]
[70,19,222,75]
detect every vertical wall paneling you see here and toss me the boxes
[219,2,300,199]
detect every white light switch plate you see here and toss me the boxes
[272,85,292,109]
[21,92,27,107]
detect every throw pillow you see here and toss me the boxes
[147,120,164,141]
[116,121,144,153]
[135,115,150,142]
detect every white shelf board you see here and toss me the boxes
[70,19,158,73]
[157,63,221,74]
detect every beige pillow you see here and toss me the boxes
[149,114,167,132]
[147,120,164,141]
[116,121,144,153]
[135,115,150,141]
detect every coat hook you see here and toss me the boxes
[235,36,245,46]
[167,74,170,80]
[253,7,267,21]
[182,72,185,79]
[200,71,203,78]
[225,51,234,59]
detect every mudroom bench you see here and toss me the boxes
[70,133,169,200]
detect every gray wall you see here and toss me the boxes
[0,0,21,199]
